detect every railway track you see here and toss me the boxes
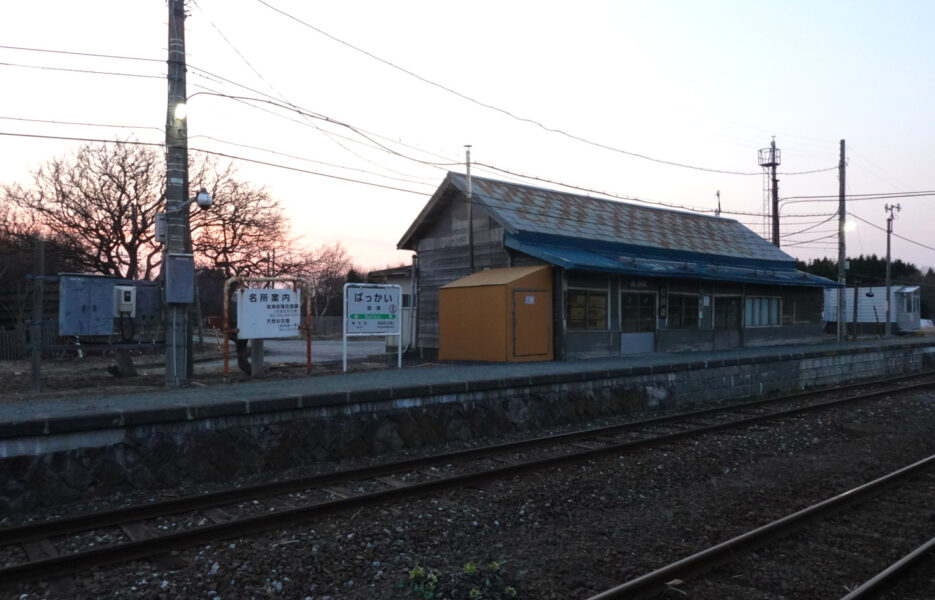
[2,372,934,587]
[587,454,935,600]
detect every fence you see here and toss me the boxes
[0,324,68,361]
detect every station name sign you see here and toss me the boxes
[344,284,401,335]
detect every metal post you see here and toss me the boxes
[836,139,846,343]
[30,239,45,392]
[164,0,191,386]
[884,203,901,337]
[771,140,780,247]
[465,145,474,274]
[852,281,859,340]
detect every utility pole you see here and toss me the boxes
[757,139,781,246]
[164,0,192,386]
[884,203,901,337]
[836,139,846,343]
[770,140,780,246]
[465,145,474,274]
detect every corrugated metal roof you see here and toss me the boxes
[506,236,836,288]
[447,173,794,264]
[441,265,550,288]
[398,173,837,287]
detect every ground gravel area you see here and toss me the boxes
[8,388,935,600]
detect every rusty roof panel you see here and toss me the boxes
[448,173,792,264]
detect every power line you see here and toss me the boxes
[187,90,460,168]
[185,73,457,175]
[191,134,437,188]
[782,233,839,247]
[780,213,838,238]
[473,162,834,219]
[0,60,163,79]
[0,115,162,132]
[1,108,440,188]
[191,0,425,180]
[0,44,162,63]
[0,131,429,196]
[254,0,834,178]
[781,190,935,202]
[847,212,935,253]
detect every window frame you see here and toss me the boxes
[744,296,782,328]
[566,287,609,331]
[620,291,657,333]
[667,293,700,329]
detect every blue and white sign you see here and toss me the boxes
[345,284,401,334]
[343,283,402,371]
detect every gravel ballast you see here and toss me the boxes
[8,389,935,600]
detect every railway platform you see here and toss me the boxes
[1,337,934,440]
[2,337,934,512]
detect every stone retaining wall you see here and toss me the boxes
[3,343,934,515]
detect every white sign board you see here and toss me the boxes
[236,288,301,339]
[345,284,401,334]
[343,283,402,371]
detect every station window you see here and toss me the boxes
[567,289,608,330]
[668,294,699,329]
[745,296,781,327]
[620,292,656,332]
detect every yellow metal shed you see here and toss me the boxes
[439,265,553,362]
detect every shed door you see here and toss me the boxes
[512,290,550,357]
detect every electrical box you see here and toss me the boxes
[165,253,195,303]
[59,275,117,336]
[155,213,167,244]
[114,285,137,317]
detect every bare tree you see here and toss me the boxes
[2,140,295,282]
[295,242,352,317]
[4,141,163,279]
[189,157,295,280]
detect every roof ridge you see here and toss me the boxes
[448,171,734,223]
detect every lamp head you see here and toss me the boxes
[194,187,212,210]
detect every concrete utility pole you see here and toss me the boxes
[164,0,192,386]
[770,140,780,246]
[836,139,846,343]
[757,139,781,246]
[465,145,474,274]
[884,203,901,338]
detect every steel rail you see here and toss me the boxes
[838,536,935,600]
[2,375,934,584]
[5,371,933,546]
[587,454,935,600]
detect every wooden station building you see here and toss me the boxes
[398,173,837,361]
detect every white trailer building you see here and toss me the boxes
[823,285,921,334]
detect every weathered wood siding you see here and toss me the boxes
[414,191,546,353]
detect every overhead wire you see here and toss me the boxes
[0,115,162,132]
[0,44,163,64]
[254,0,835,178]
[847,213,935,253]
[0,131,429,196]
[0,61,164,80]
[191,0,435,181]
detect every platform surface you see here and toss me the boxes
[2,337,932,439]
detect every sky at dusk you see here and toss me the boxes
[1,1,933,272]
